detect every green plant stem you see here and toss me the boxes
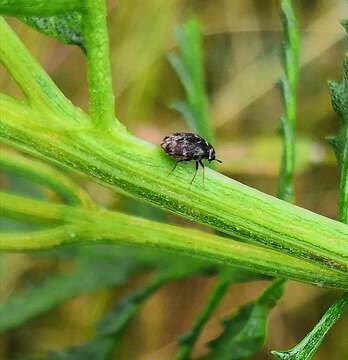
[272,0,299,303]
[176,275,230,360]
[0,0,82,16]
[1,192,347,290]
[271,23,348,360]
[277,0,299,202]
[0,149,93,207]
[82,0,122,132]
[1,18,348,274]
[0,18,87,123]
[271,293,348,360]
[2,95,348,274]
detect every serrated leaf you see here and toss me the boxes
[0,258,138,332]
[328,80,347,123]
[19,12,84,51]
[328,58,348,171]
[169,18,214,144]
[205,279,285,360]
[271,293,348,360]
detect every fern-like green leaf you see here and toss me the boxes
[204,279,285,360]
[328,79,347,125]
[19,12,84,51]
[328,57,348,223]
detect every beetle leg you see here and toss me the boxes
[190,161,199,184]
[199,160,205,186]
[168,160,183,176]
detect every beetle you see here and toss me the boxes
[161,132,222,184]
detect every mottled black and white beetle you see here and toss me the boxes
[161,132,222,184]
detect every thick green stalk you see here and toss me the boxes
[0,0,82,16]
[277,0,299,202]
[1,16,348,275]
[2,95,348,274]
[82,0,123,132]
[1,192,348,290]
[0,149,93,207]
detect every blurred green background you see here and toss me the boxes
[0,0,347,359]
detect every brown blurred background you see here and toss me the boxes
[0,0,347,359]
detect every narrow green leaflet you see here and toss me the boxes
[168,18,214,144]
[204,279,285,360]
[0,258,138,332]
[271,293,348,360]
[19,12,85,51]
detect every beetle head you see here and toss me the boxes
[208,146,222,163]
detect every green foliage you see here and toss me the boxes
[0,257,138,332]
[0,1,348,359]
[168,18,214,144]
[35,267,201,360]
[271,293,348,360]
[1,15,348,276]
[328,62,348,125]
[19,12,85,51]
[271,15,348,360]
[205,1,299,358]
[204,278,284,360]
